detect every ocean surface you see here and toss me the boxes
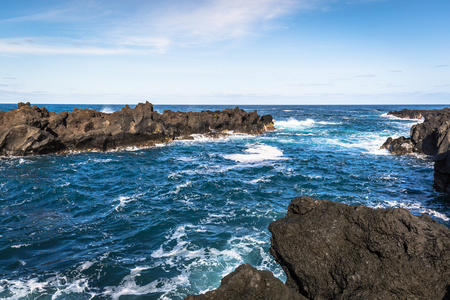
[1,104,449,299]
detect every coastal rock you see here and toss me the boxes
[185,264,306,300]
[0,102,275,156]
[434,150,450,194]
[388,108,425,119]
[383,136,414,155]
[379,136,393,149]
[382,107,450,193]
[187,197,450,300]
[387,107,450,119]
[269,196,450,300]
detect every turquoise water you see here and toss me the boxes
[1,104,449,299]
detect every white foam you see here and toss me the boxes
[77,261,94,272]
[0,278,49,299]
[275,118,340,131]
[114,196,135,211]
[51,278,94,299]
[323,132,392,155]
[170,181,192,195]
[18,158,33,165]
[249,177,271,184]
[381,112,425,123]
[100,106,115,114]
[104,268,189,300]
[11,243,31,249]
[316,121,342,125]
[276,118,315,129]
[223,144,284,163]
[372,200,450,222]
[190,134,211,141]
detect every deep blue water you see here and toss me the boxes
[1,104,449,299]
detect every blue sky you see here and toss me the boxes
[0,0,449,104]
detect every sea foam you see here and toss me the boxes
[275,118,341,131]
[223,144,284,163]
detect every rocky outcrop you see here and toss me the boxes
[382,107,450,193]
[186,197,450,300]
[388,108,450,119]
[0,102,275,156]
[269,196,450,300]
[185,264,307,300]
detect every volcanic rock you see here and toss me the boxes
[382,107,450,193]
[0,102,275,156]
[387,107,450,119]
[434,150,450,194]
[269,197,450,300]
[185,264,307,300]
[187,197,450,300]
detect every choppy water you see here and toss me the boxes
[1,104,449,299]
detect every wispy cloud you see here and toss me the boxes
[289,83,333,87]
[0,38,136,55]
[355,74,376,78]
[432,64,449,68]
[0,0,328,55]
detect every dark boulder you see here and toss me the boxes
[185,264,306,300]
[0,102,275,156]
[385,136,414,155]
[269,196,450,300]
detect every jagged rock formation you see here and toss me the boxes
[0,102,274,156]
[381,107,450,193]
[185,264,307,300]
[186,197,450,300]
[387,108,450,119]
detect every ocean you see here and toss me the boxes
[1,104,449,299]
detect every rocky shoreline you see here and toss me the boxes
[381,108,450,193]
[0,102,274,156]
[186,197,450,300]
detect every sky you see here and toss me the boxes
[0,0,449,105]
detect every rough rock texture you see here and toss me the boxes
[382,107,450,193]
[434,150,450,194]
[269,197,450,300]
[0,102,275,156]
[380,136,414,155]
[185,264,307,300]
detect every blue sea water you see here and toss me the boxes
[0,104,449,299]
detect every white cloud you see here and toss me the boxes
[152,0,300,43]
[0,0,313,55]
[0,38,135,55]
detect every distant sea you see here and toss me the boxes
[1,104,449,299]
